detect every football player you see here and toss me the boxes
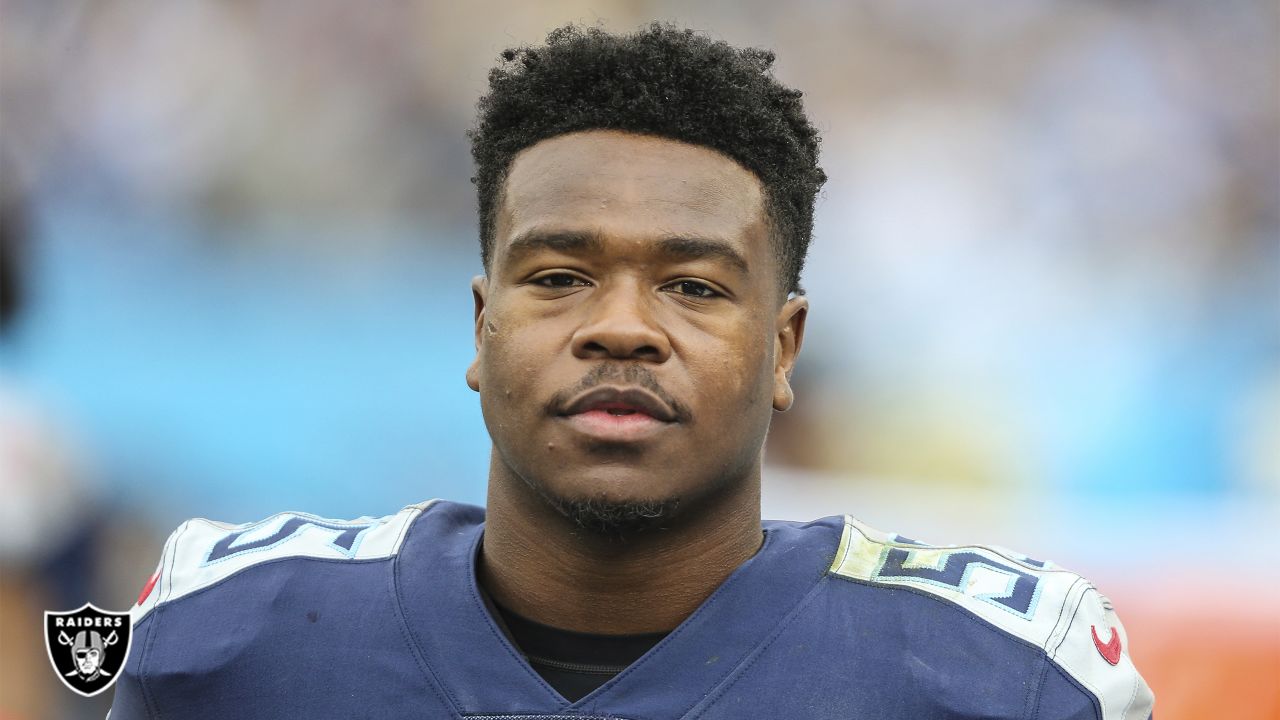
[110,24,1153,719]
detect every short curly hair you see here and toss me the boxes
[469,23,826,295]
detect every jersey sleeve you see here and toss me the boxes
[107,653,153,720]
[107,520,183,720]
[1036,585,1154,720]
[828,515,1155,720]
[107,504,429,719]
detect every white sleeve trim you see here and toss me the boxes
[828,515,1154,719]
[1046,585,1155,720]
[130,500,434,625]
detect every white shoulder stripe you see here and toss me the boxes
[828,515,1153,719]
[1049,585,1155,720]
[131,501,433,624]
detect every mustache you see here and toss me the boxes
[545,364,691,422]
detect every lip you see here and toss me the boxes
[557,386,679,442]
[559,386,679,423]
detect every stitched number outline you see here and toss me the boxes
[204,516,379,565]
[874,548,1042,620]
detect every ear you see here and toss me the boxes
[772,295,808,411]
[465,275,487,393]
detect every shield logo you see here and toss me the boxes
[44,603,132,697]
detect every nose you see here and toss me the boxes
[570,281,672,363]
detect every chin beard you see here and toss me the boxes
[550,494,682,538]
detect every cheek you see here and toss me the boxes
[480,339,532,409]
[692,322,775,410]
[743,342,777,408]
[478,309,562,410]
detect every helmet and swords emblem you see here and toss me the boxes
[44,604,132,697]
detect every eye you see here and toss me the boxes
[532,273,589,289]
[665,280,720,298]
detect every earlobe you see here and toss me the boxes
[773,382,795,412]
[772,296,808,411]
[467,276,488,393]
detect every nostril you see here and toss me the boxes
[572,325,670,361]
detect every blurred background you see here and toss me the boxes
[0,1,1275,717]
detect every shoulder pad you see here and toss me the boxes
[131,501,433,624]
[829,515,1153,719]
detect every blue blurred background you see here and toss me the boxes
[1,1,1276,718]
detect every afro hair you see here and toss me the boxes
[469,23,826,295]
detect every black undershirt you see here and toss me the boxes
[484,594,668,702]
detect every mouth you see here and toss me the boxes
[557,386,679,442]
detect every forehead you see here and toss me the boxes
[495,131,768,262]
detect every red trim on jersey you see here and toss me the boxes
[137,571,160,606]
[1091,624,1122,665]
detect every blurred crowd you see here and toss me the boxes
[0,1,1276,718]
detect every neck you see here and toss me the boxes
[479,456,764,635]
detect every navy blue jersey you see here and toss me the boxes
[109,500,1153,719]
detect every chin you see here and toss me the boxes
[556,494,683,537]
[528,473,685,538]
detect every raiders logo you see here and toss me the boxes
[44,603,132,697]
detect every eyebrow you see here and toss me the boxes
[503,229,749,275]
[655,235,749,275]
[504,229,603,265]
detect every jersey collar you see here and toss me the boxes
[393,501,841,718]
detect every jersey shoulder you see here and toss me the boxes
[827,515,1154,720]
[131,500,435,624]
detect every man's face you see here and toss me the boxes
[76,647,101,675]
[468,130,806,525]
